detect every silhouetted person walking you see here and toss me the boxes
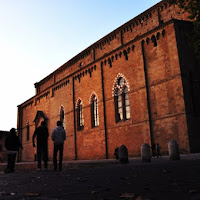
[5,128,23,173]
[51,121,66,171]
[33,121,49,171]
[151,143,156,158]
[114,147,119,160]
[156,143,161,158]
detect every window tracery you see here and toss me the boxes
[113,74,131,122]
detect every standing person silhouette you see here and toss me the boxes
[151,143,156,158]
[5,128,23,173]
[156,143,161,158]
[51,121,66,171]
[33,121,49,171]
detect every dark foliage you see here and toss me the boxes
[168,0,200,64]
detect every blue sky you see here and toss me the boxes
[0,0,160,131]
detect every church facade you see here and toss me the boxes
[17,0,200,162]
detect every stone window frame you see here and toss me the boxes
[90,93,99,128]
[76,98,84,131]
[113,74,131,123]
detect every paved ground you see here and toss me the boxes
[0,154,200,200]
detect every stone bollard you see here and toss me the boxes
[119,145,129,164]
[168,139,180,160]
[141,143,151,162]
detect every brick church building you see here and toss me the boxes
[17,0,200,162]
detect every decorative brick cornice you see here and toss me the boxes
[52,79,70,93]
[35,91,50,105]
[74,65,97,83]
[22,100,34,109]
[20,19,181,108]
[36,1,171,87]
[93,1,170,50]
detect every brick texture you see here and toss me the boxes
[17,1,200,162]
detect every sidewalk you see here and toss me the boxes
[1,153,200,199]
[1,153,200,172]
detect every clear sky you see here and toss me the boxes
[0,0,160,131]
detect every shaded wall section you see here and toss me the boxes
[174,20,200,153]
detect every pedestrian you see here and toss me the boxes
[156,143,161,158]
[151,143,156,158]
[114,147,119,160]
[51,121,66,171]
[5,128,23,173]
[33,121,49,171]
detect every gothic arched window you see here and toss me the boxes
[114,77,130,123]
[91,95,99,128]
[60,106,65,128]
[77,100,84,131]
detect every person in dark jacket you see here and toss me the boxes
[5,128,23,173]
[33,121,49,171]
[51,121,66,171]
[151,143,156,158]
[156,143,161,158]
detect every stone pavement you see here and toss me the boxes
[0,154,200,200]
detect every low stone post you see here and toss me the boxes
[141,143,151,162]
[119,145,129,164]
[168,139,180,160]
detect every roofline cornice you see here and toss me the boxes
[36,0,170,85]
[19,18,189,108]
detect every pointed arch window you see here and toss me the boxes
[91,95,99,128]
[114,77,130,123]
[60,106,65,128]
[77,100,84,131]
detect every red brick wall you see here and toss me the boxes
[37,1,191,94]
[18,1,193,161]
[142,23,190,154]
